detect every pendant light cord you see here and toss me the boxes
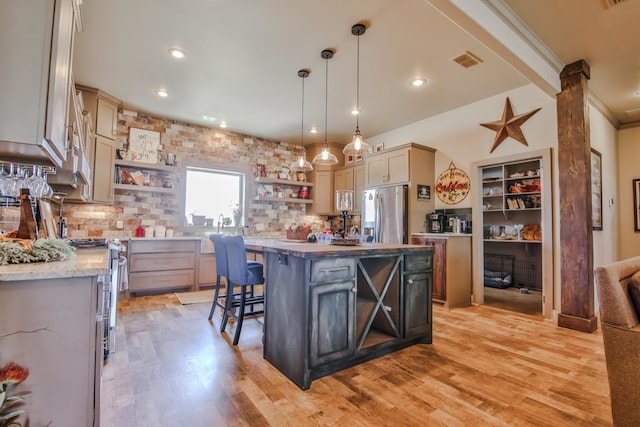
[325,55,329,145]
[301,75,305,149]
[355,32,360,131]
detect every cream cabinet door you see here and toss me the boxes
[353,164,365,213]
[312,170,334,215]
[92,135,115,203]
[96,97,119,140]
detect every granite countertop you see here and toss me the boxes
[0,248,110,282]
[244,238,433,258]
[412,232,472,238]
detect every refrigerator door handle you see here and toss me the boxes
[375,192,383,243]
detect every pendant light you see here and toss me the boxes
[343,23,372,156]
[290,69,314,172]
[312,49,339,166]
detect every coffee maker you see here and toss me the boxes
[427,212,444,233]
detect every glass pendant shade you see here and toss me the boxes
[343,23,371,157]
[290,154,313,172]
[343,127,372,156]
[291,69,313,173]
[312,144,338,165]
[313,49,339,166]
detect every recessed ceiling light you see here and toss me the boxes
[157,90,168,97]
[351,108,359,116]
[411,78,427,87]
[310,127,318,134]
[168,48,185,59]
[202,115,216,122]
[220,121,227,128]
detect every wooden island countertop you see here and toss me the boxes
[243,238,433,257]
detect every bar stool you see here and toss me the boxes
[220,234,265,345]
[207,233,229,321]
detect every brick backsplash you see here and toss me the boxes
[61,111,324,239]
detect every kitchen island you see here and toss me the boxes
[0,249,109,426]
[244,239,433,390]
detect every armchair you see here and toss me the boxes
[594,256,640,427]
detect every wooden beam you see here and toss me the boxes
[556,59,597,333]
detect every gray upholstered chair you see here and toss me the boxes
[208,233,229,321]
[594,256,640,427]
[220,234,265,345]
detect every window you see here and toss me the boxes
[183,166,245,229]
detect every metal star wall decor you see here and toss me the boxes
[480,97,541,153]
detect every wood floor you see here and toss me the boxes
[100,294,612,427]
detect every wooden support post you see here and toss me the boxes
[556,60,597,333]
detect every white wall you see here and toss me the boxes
[368,83,621,315]
[618,126,640,259]
[590,105,620,267]
[367,85,556,209]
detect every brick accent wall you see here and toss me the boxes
[63,111,324,239]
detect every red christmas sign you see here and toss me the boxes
[435,163,470,205]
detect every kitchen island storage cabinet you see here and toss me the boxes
[0,249,110,427]
[128,239,198,294]
[260,241,433,390]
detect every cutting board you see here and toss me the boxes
[38,200,58,238]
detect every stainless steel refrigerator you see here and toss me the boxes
[361,185,408,243]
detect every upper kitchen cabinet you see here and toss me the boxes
[365,143,436,234]
[0,0,76,167]
[76,85,122,204]
[334,163,365,214]
[305,143,344,215]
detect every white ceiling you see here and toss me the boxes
[72,0,640,148]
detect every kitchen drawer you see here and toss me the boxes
[309,258,356,283]
[404,253,432,272]
[130,252,196,272]
[129,269,195,292]
[129,240,197,254]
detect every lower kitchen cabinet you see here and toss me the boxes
[0,269,105,426]
[403,252,433,338]
[309,280,356,367]
[412,234,472,308]
[128,239,198,294]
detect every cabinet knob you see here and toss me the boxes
[407,279,414,284]
[384,305,392,312]
[351,287,357,293]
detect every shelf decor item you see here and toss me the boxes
[591,148,603,230]
[479,97,541,154]
[128,127,161,164]
[634,179,640,232]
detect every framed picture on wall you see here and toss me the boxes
[634,179,640,232]
[591,148,602,230]
[129,127,161,163]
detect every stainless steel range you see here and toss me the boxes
[69,238,125,358]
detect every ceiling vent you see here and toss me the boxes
[600,0,626,9]
[452,51,483,69]
[624,107,640,120]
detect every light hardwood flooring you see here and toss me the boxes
[101,294,612,427]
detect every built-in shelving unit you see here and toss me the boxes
[254,177,314,203]
[472,149,553,318]
[113,159,178,194]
